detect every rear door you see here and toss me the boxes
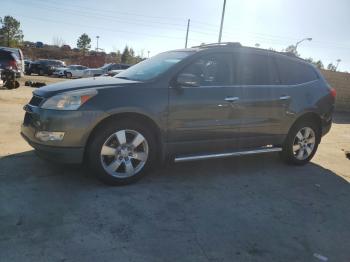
[234,50,289,148]
[168,52,242,154]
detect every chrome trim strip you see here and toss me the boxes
[174,147,282,162]
[279,95,291,100]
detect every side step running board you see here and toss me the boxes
[174,147,282,163]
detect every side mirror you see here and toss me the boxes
[176,73,200,87]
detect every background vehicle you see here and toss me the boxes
[104,69,124,77]
[53,65,88,78]
[24,59,31,74]
[26,59,65,76]
[83,63,130,77]
[0,46,24,76]
[0,49,22,78]
[21,43,335,185]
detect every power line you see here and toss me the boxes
[11,0,350,51]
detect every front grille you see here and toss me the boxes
[29,95,44,106]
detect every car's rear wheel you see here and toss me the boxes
[281,120,320,165]
[87,120,157,185]
[66,72,72,78]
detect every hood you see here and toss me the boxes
[33,77,140,98]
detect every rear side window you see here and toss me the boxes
[235,52,279,85]
[275,57,318,85]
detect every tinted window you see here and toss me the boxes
[180,53,231,86]
[275,56,318,85]
[236,52,279,85]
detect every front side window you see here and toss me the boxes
[116,51,194,81]
[235,52,279,85]
[179,53,231,86]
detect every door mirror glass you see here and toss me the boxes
[177,73,200,87]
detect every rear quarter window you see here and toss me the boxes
[275,56,318,85]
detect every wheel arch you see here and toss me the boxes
[288,111,322,140]
[83,111,165,161]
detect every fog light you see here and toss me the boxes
[35,131,65,142]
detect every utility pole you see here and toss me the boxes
[147,51,150,58]
[96,36,100,51]
[218,0,227,43]
[185,19,190,48]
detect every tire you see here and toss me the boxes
[280,120,320,165]
[87,120,157,185]
[66,72,72,78]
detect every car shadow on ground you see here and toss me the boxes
[1,150,350,261]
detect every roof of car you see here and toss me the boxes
[172,42,309,64]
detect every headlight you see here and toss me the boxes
[41,89,98,110]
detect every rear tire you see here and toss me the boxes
[87,120,157,185]
[280,120,320,165]
[66,72,72,78]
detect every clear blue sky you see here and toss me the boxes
[2,0,350,71]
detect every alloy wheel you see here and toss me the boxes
[292,127,316,160]
[100,129,149,178]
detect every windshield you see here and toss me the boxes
[115,51,194,81]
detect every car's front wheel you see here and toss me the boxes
[281,120,320,165]
[66,72,72,78]
[87,120,157,185]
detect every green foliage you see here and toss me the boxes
[77,33,91,54]
[327,63,336,71]
[314,60,324,69]
[306,58,324,69]
[284,45,299,57]
[121,46,143,64]
[0,16,23,47]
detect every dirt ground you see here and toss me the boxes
[0,78,350,261]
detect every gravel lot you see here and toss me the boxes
[1,77,350,261]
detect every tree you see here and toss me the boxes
[306,58,324,69]
[327,63,336,71]
[314,60,324,69]
[121,46,132,63]
[76,33,91,54]
[0,16,23,47]
[285,45,299,56]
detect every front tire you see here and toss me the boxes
[87,120,157,185]
[281,120,320,165]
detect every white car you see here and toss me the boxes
[82,63,130,78]
[53,65,88,78]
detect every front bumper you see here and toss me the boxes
[21,103,107,164]
[21,132,84,163]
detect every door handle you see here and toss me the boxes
[279,95,291,100]
[224,97,239,102]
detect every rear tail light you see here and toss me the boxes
[8,60,18,70]
[330,87,336,98]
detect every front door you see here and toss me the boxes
[168,52,242,155]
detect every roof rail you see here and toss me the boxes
[191,42,242,48]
